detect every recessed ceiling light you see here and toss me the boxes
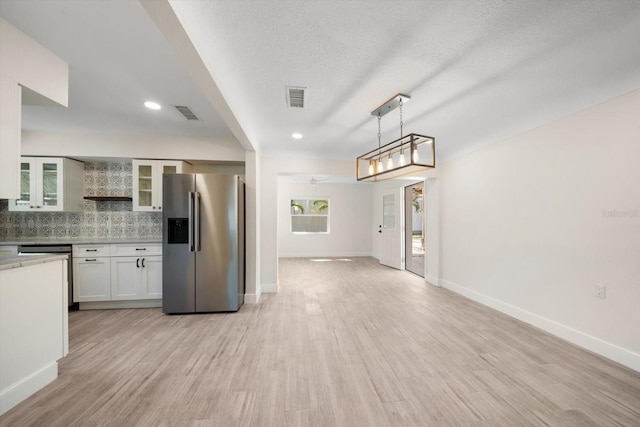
[292,133,303,139]
[144,101,161,110]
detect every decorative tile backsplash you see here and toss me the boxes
[0,161,162,241]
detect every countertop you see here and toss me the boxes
[0,254,69,271]
[0,238,162,246]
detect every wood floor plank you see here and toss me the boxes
[1,257,639,426]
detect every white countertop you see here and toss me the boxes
[0,254,69,271]
[0,238,161,246]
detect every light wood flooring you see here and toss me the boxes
[2,257,639,426]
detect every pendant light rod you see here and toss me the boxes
[370,93,411,118]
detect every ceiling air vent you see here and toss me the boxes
[174,105,199,120]
[286,86,306,108]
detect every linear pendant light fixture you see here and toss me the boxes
[356,93,435,182]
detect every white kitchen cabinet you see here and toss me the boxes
[110,243,162,257]
[73,244,110,258]
[140,255,162,299]
[110,256,140,300]
[111,254,162,300]
[74,243,162,305]
[110,243,162,300]
[132,160,189,212]
[73,256,110,302]
[9,157,84,212]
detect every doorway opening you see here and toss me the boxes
[404,182,424,277]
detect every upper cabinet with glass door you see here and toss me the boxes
[9,157,85,212]
[132,160,190,212]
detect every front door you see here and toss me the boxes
[379,189,403,270]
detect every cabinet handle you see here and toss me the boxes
[136,258,140,268]
[135,248,146,251]
[152,206,156,210]
[142,258,146,268]
[85,259,97,262]
[86,249,98,252]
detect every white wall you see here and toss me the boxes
[244,151,260,304]
[0,18,68,199]
[21,131,245,162]
[439,89,640,371]
[278,181,372,258]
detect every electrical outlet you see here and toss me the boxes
[594,284,606,299]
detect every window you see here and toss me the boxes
[290,198,329,234]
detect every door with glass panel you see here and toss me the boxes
[379,189,403,269]
[404,182,425,277]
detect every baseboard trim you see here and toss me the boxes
[425,275,440,286]
[79,299,162,310]
[0,361,58,415]
[244,293,260,304]
[439,278,640,373]
[261,283,278,293]
[278,252,372,258]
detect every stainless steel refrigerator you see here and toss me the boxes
[162,174,244,314]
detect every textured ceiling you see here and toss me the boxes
[0,0,234,139]
[169,0,640,161]
[1,1,639,164]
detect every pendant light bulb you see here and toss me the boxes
[377,159,384,173]
[387,155,393,170]
[399,150,406,166]
[368,161,374,175]
[413,149,419,162]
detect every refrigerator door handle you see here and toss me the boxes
[195,192,201,252]
[188,191,195,252]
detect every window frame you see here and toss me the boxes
[289,197,330,235]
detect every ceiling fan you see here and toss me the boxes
[309,176,330,186]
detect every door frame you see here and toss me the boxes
[404,181,425,277]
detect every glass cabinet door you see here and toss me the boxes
[137,163,154,209]
[163,165,177,175]
[132,160,185,211]
[41,161,59,207]
[156,162,181,211]
[16,161,33,208]
[10,158,64,211]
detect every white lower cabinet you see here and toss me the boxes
[110,257,139,300]
[73,243,162,304]
[73,257,111,302]
[110,255,162,300]
[141,256,162,299]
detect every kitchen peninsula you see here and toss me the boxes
[0,254,69,415]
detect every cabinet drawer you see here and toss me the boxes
[110,243,161,257]
[73,244,110,257]
[0,246,19,256]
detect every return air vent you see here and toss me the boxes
[286,86,306,108]
[174,105,199,120]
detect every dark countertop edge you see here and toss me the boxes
[0,254,69,271]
